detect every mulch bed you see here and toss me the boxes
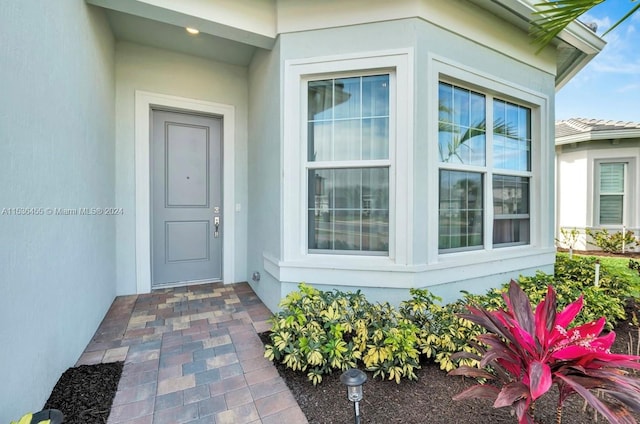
[41,324,640,424]
[43,361,123,424]
[261,316,640,424]
[40,247,640,424]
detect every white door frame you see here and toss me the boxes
[135,90,235,293]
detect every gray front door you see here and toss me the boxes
[151,110,222,287]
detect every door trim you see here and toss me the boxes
[135,90,235,294]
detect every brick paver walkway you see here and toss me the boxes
[76,282,308,424]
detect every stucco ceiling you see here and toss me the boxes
[105,9,257,66]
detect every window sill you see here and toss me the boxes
[264,246,556,288]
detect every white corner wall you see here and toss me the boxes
[557,150,589,229]
[0,2,116,421]
[114,42,249,295]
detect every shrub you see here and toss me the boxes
[586,228,637,253]
[556,227,580,250]
[449,280,640,424]
[264,283,422,384]
[400,289,483,371]
[265,254,636,384]
[553,254,630,327]
[361,302,421,383]
[630,259,640,276]
[463,255,630,330]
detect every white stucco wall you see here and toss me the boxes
[557,149,589,229]
[556,141,640,250]
[114,42,249,295]
[0,2,116,421]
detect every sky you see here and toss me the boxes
[555,1,640,123]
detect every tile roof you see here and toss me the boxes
[556,118,640,138]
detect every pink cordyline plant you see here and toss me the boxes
[448,280,640,424]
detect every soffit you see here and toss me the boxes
[87,0,604,83]
[104,9,257,66]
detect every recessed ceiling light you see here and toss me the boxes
[186,27,199,35]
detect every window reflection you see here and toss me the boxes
[308,75,390,162]
[307,74,391,254]
[308,168,389,252]
[438,83,486,165]
[438,170,483,250]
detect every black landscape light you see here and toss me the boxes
[340,368,367,424]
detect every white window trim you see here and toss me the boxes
[278,49,413,282]
[134,91,236,294]
[427,55,550,264]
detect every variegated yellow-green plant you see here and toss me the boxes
[264,283,422,385]
[11,413,51,424]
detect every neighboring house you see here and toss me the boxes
[0,0,603,420]
[556,118,640,251]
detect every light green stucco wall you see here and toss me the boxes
[0,1,116,421]
[247,43,283,311]
[114,42,249,294]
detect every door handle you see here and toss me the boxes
[214,216,220,238]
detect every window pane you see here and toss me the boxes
[308,80,334,120]
[600,163,624,193]
[333,119,361,161]
[308,121,332,161]
[493,99,530,171]
[438,170,483,251]
[362,118,389,160]
[308,168,389,253]
[454,89,470,127]
[334,77,361,119]
[493,218,530,245]
[600,195,623,224]
[438,83,485,165]
[493,175,529,215]
[362,75,389,117]
[493,175,530,246]
[308,75,389,162]
[439,82,453,122]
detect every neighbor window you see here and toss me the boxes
[438,81,531,252]
[597,162,626,225]
[307,74,391,254]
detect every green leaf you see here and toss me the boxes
[531,0,605,51]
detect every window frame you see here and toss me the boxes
[281,49,413,273]
[594,159,630,227]
[429,56,548,261]
[304,71,394,255]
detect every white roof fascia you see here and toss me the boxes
[489,0,605,88]
[556,129,640,146]
[492,0,605,52]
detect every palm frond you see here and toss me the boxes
[531,0,604,51]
